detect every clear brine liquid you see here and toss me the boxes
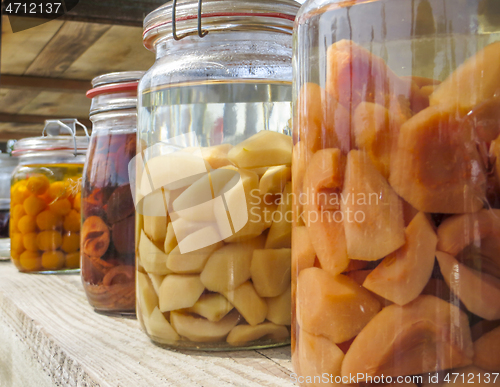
[139,80,292,148]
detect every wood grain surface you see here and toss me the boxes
[62,25,154,80]
[17,90,90,118]
[1,16,64,75]
[0,262,296,387]
[0,16,154,141]
[0,89,39,114]
[25,22,111,77]
[0,122,47,140]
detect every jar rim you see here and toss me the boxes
[143,0,300,50]
[86,81,140,99]
[91,71,145,88]
[88,72,142,115]
[11,138,89,156]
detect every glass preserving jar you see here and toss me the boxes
[293,0,500,384]
[10,120,88,273]
[82,71,143,315]
[0,154,18,238]
[0,153,18,260]
[136,0,299,350]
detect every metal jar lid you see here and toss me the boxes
[143,0,300,50]
[12,119,89,157]
[87,71,145,116]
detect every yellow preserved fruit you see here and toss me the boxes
[11,233,25,253]
[36,210,63,231]
[27,174,50,196]
[61,232,80,253]
[63,210,81,232]
[36,230,63,251]
[10,163,83,272]
[41,251,66,270]
[12,204,26,221]
[65,252,80,268]
[23,233,38,251]
[73,192,81,211]
[9,219,17,235]
[23,195,46,216]
[49,199,72,216]
[11,251,20,262]
[47,181,69,201]
[17,215,37,234]
[11,181,30,205]
[19,251,42,272]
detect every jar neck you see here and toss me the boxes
[16,152,86,166]
[90,110,137,134]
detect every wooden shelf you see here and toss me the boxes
[0,262,295,387]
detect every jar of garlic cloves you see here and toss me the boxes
[293,0,500,384]
[82,71,143,315]
[10,119,88,273]
[136,0,299,350]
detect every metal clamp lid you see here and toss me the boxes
[12,119,89,157]
[143,0,299,49]
[172,0,208,40]
[42,119,90,157]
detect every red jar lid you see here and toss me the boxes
[87,71,144,116]
[86,81,140,99]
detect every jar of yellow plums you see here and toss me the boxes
[10,119,89,273]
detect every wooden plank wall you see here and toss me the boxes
[0,15,154,141]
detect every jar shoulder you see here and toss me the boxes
[140,33,293,91]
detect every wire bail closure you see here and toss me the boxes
[42,119,90,157]
[172,0,208,40]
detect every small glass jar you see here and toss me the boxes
[0,198,10,240]
[10,119,88,273]
[0,154,18,238]
[81,72,142,315]
[0,154,18,260]
[136,0,299,350]
[293,0,500,383]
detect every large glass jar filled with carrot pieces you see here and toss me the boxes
[81,71,143,315]
[10,119,88,273]
[293,0,500,384]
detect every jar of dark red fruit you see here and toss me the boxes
[83,71,143,315]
